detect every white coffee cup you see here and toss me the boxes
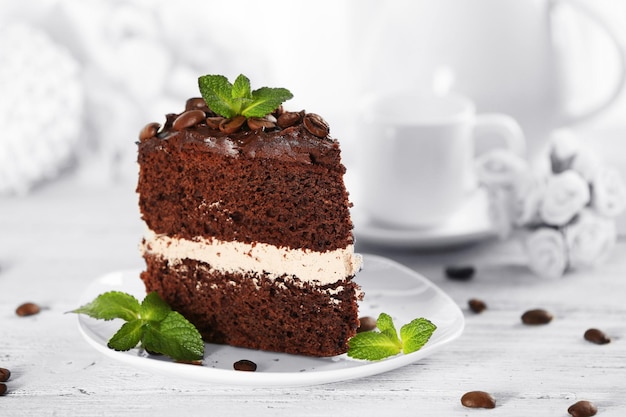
[358,92,525,229]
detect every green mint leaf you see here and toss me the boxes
[376,312,402,349]
[242,87,293,118]
[140,291,171,322]
[197,73,293,119]
[107,319,145,351]
[231,74,252,99]
[347,331,402,361]
[198,74,236,118]
[70,291,140,322]
[400,318,437,354]
[142,311,204,361]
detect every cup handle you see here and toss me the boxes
[473,113,526,157]
[551,0,626,126]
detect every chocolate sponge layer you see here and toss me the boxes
[141,253,361,357]
[137,125,354,252]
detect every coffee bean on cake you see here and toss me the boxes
[302,113,329,137]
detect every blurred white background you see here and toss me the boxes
[1,0,625,196]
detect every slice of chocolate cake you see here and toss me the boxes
[136,74,362,357]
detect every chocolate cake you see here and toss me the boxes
[136,75,362,357]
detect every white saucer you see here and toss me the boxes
[352,188,496,249]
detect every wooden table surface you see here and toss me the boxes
[1,177,625,416]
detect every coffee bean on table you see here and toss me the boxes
[468,298,487,313]
[445,266,475,281]
[568,400,597,417]
[357,316,377,333]
[15,302,40,317]
[521,308,552,325]
[0,368,10,382]
[584,328,610,345]
[461,391,496,409]
[233,359,257,372]
[0,383,7,396]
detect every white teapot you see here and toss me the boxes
[351,0,626,159]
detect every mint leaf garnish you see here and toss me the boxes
[400,318,437,354]
[140,291,171,322]
[143,311,205,361]
[198,73,293,119]
[69,291,204,362]
[70,291,140,322]
[108,319,144,351]
[347,313,437,361]
[346,331,402,361]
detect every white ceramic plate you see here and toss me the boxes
[77,254,464,387]
[352,188,496,249]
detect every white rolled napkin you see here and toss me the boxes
[525,227,568,279]
[564,209,616,269]
[539,170,590,226]
[512,173,547,227]
[549,129,580,173]
[475,148,529,188]
[590,167,626,218]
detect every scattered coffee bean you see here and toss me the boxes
[468,298,487,313]
[172,109,206,130]
[277,111,304,129]
[0,368,10,382]
[461,391,496,409]
[16,302,40,317]
[138,122,160,141]
[0,383,7,396]
[219,115,246,134]
[568,400,597,417]
[233,359,257,372]
[584,328,610,345]
[357,316,377,333]
[445,265,475,281]
[302,113,330,138]
[521,308,552,325]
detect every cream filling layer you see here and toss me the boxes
[141,229,363,285]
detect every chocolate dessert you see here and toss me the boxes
[136,74,362,357]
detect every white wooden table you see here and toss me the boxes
[1,177,625,416]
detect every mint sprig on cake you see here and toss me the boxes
[198,74,293,119]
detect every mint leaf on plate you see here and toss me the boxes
[69,291,204,362]
[347,313,437,361]
[70,291,140,322]
[400,318,437,354]
[108,319,144,351]
[143,311,205,361]
[346,331,402,361]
